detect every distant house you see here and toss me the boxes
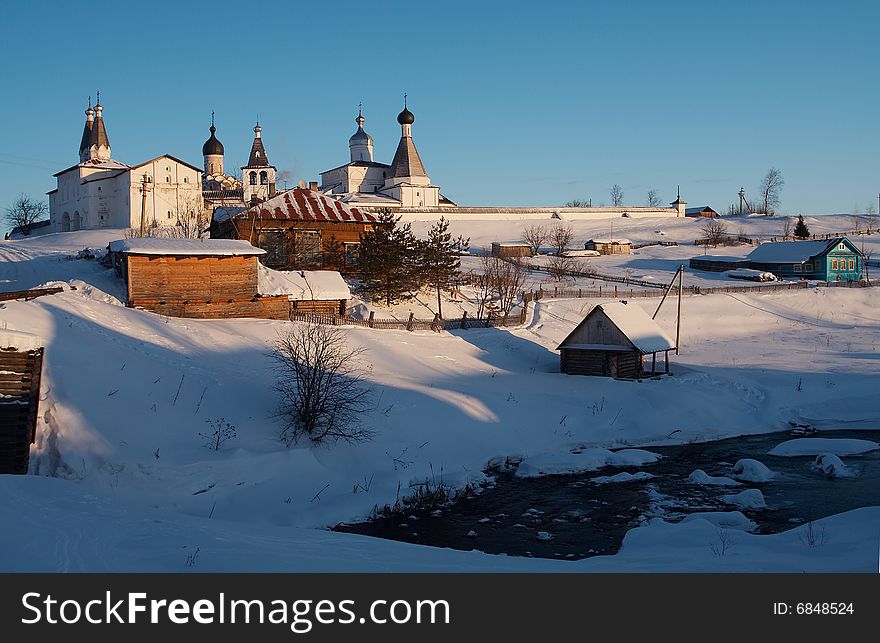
[585,238,632,255]
[491,242,531,258]
[4,219,51,240]
[258,265,351,316]
[685,206,719,218]
[746,237,863,282]
[210,187,383,272]
[689,255,750,272]
[557,301,676,378]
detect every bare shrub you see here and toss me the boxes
[701,219,729,247]
[272,322,373,446]
[709,527,736,556]
[522,224,549,256]
[199,417,237,451]
[550,223,574,256]
[547,255,574,281]
[798,521,828,548]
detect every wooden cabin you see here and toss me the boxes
[491,242,532,259]
[689,255,750,272]
[685,206,719,218]
[557,301,676,379]
[210,188,383,272]
[746,237,864,282]
[108,238,351,320]
[0,331,43,474]
[585,238,632,255]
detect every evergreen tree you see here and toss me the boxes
[356,210,420,306]
[794,214,810,239]
[421,217,469,318]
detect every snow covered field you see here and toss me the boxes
[1,217,878,572]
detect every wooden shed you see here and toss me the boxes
[557,301,676,379]
[685,206,719,218]
[210,187,383,272]
[108,238,290,319]
[491,242,531,259]
[257,265,351,316]
[585,238,632,255]
[689,255,750,272]
[0,331,44,474]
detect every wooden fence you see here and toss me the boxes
[529,280,811,300]
[518,259,669,289]
[0,286,65,302]
[291,299,531,333]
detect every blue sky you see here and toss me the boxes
[1,0,878,222]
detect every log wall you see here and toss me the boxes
[125,255,259,302]
[130,295,290,320]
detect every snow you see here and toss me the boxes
[680,511,756,531]
[0,329,43,351]
[592,471,655,484]
[768,438,880,457]
[516,448,660,478]
[563,249,601,257]
[746,239,836,264]
[0,221,879,572]
[688,470,741,486]
[588,238,631,245]
[594,302,676,354]
[731,459,775,483]
[727,268,777,281]
[722,489,767,509]
[812,453,855,478]
[257,265,350,300]
[108,238,265,256]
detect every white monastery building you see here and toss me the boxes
[48,98,205,232]
[318,100,687,221]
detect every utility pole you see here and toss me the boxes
[675,264,683,355]
[139,173,152,237]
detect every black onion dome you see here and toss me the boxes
[202,125,224,156]
[397,106,415,125]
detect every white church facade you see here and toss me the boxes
[48,99,205,232]
[319,101,686,220]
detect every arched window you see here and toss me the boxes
[183,177,188,183]
[249,171,257,185]
[259,171,268,185]
[166,176,171,183]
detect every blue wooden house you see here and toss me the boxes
[747,237,863,282]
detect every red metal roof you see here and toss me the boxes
[236,188,379,223]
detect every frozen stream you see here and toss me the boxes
[335,430,880,560]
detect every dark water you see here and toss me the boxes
[334,430,880,560]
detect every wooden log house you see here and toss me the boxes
[557,301,676,379]
[210,187,383,272]
[0,331,44,474]
[108,238,351,320]
[585,238,633,255]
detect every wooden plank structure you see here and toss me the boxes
[557,301,676,379]
[0,346,43,474]
[491,242,531,259]
[210,188,384,272]
[584,238,632,255]
[109,238,289,319]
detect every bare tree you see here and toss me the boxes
[473,254,495,319]
[781,218,793,240]
[565,199,590,207]
[172,194,210,239]
[487,257,526,317]
[550,223,574,256]
[759,168,784,215]
[272,322,373,446]
[4,194,47,235]
[610,184,624,207]
[701,219,729,247]
[547,255,574,281]
[646,189,662,207]
[521,224,549,256]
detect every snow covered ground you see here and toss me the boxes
[1,219,878,572]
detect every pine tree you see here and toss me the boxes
[421,217,469,318]
[793,214,810,239]
[356,210,420,306]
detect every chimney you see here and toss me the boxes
[308,181,318,191]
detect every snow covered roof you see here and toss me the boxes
[492,242,530,247]
[108,238,265,256]
[258,265,350,300]
[587,238,631,244]
[747,238,842,263]
[558,301,676,354]
[685,206,718,215]
[53,158,130,177]
[233,188,380,223]
[0,329,43,351]
[212,206,247,223]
